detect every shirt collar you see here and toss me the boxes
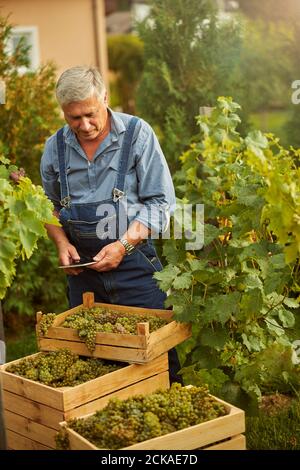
[109,108,126,141]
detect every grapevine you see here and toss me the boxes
[153,97,300,406]
[0,155,59,299]
[6,349,124,387]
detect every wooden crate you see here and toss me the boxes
[60,390,246,451]
[36,292,192,364]
[0,352,169,450]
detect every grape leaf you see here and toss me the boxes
[173,272,193,290]
[202,292,241,325]
[278,308,295,328]
[200,327,230,350]
[153,264,181,291]
[283,298,299,309]
[240,288,263,316]
[204,224,220,246]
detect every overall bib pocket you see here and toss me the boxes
[136,242,163,273]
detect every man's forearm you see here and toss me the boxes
[45,211,70,249]
[120,220,150,246]
[45,211,82,273]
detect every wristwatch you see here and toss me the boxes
[118,238,135,255]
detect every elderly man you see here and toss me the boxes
[40,66,181,382]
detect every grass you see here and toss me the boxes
[5,328,38,363]
[246,395,300,450]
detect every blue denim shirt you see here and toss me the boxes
[40,109,175,233]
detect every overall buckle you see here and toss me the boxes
[60,196,71,208]
[112,188,124,202]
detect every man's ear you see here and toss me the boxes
[103,91,108,106]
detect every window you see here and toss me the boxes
[7,26,40,73]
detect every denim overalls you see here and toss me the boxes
[56,118,182,383]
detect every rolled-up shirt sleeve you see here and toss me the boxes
[40,137,61,212]
[134,122,176,233]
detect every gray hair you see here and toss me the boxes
[56,66,106,106]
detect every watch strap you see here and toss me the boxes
[118,238,135,255]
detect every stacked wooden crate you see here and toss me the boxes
[1,292,246,450]
[1,354,169,450]
[36,292,192,364]
[0,292,192,450]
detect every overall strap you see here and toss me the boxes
[113,116,139,202]
[56,127,71,208]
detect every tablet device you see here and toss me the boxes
[58,260,98,269]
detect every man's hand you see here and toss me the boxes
[58,242,83,275]
[89,241,126,272]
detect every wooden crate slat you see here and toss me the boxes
[120,409,244,450]
[82,292,95,308]
[62,392,245,450]
[38,337,148,363]
[38,301,174,330]
[1,369,64,410]
[50,305,84,327]
[146,321,192,361]
[5,410,57,448]
[205,434,246,450]
[93,302,174,319]
[2,390,64,430]
[6,429,52,450]
[42,326,148,349]
[65,371,170,420]
[62,354,168,411]
[67,427,98,450]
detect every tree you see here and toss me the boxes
[108,34,144,114]
[236,1,300,148]
[233,20,294,113]
[0,15,62,183]
[136,0,243,170]
[0,15,68,329]
[282,20,300,148]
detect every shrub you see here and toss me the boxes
[108,34,144,114]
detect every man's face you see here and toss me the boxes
[62,93,108,143]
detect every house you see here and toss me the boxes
[105,0,150,35]
[0,0,109,85]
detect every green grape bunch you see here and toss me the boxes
[6,350,124,387]
[61,307,169,352]
[38,313,57,336]
[63,383,227,449]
